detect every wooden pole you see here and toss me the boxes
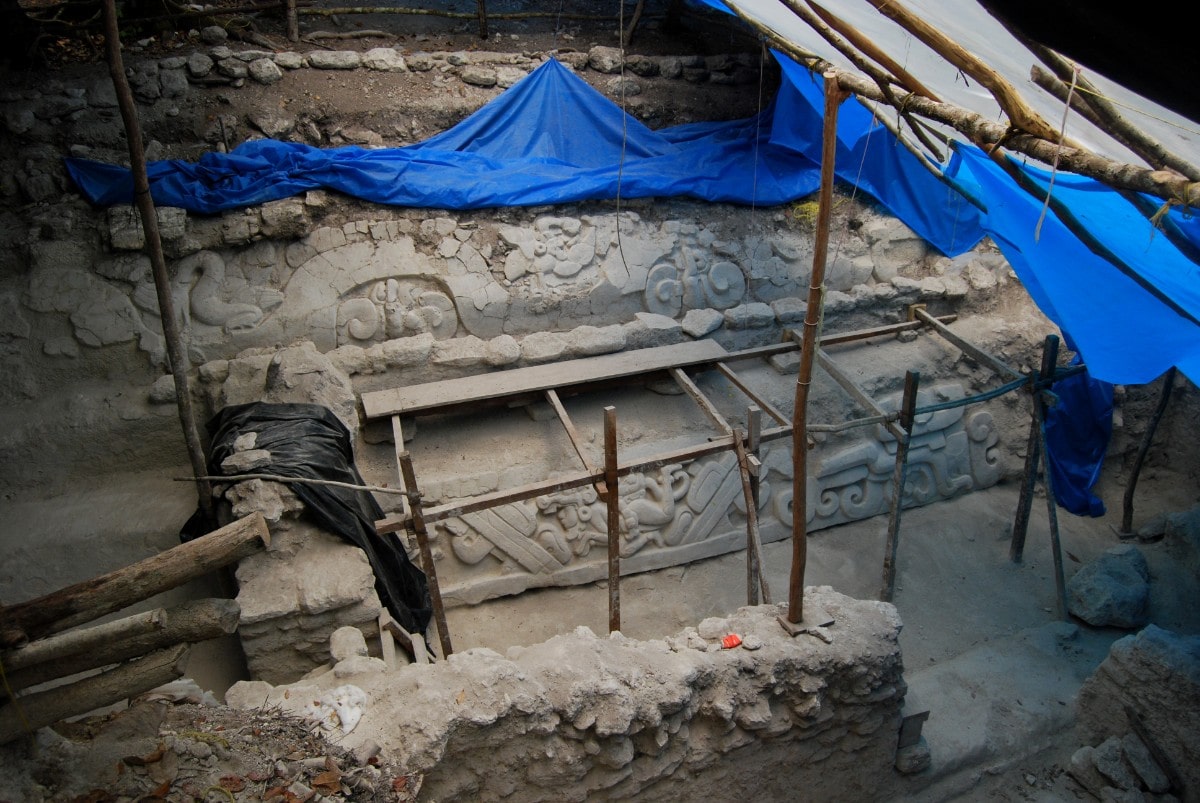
[1121,368,1177,534]
[880,370,920,602]
[733,427,771,606]
[2,599,238,694]
[604,407,621,633]
[475,0,488,39]
[286,0,299,41]
[1037,389,1070,621]
[102,0,213,525]
[747,407,766,604]
[0,645,189,745]
[398,452,452,658]
[0,513,269,648]
[787,71,848,626]
[1009,386,1042,563]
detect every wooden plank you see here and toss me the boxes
[670,367,731,433]
[816,348,906,442]
[545,389,609,499]
[362,340,729,420]
[398,452,453,659]
[913,307,1021,381]
[715,361,791,425]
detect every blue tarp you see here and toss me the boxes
[1044,356,1114,517]
[65,55,982,257]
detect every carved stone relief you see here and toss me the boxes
[431,382,1004,604]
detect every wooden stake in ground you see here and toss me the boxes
[102,0,213,523]
[786,71,848,627]
[879,371,920,602]
[604,406,621,633]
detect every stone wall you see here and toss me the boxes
[227,587,908,802]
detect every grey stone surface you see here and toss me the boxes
[895,737,931,774]
[1067,544,1151,628]
[200,25,228,44]
[330,626,370,662]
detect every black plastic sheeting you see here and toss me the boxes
[184,402,431,636]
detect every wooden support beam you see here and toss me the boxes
[2,599,238,694]
[1121,368,1177,534]
[391,415,410,517]
[0,513,269,649]
[715,362,791,426]
[912,306,1022,381]
[746,407,770,604]
[0,645,190,746]
[603,407,621,634]
[670,367,732,433]
[733,426,771,606]
[880,371,920,602]
[815,347,906,442]
[545,389,609,498]
[398,452,453,658]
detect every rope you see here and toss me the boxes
[613,0,631,281]
[1035,65,1076,242]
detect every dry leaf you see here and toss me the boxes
[455,689,466,704]
[219,775,246,792]
[312,768,342,795]
[123,744,166,766]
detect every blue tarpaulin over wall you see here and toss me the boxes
[65,55,982,257]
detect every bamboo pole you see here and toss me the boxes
[787,71,848,626]
[880,371,920,602]
[0,513,269,648]
[102,0,213,524]
[1121,368,1177,534]
[604,407,621,633]
[398,452,452,658]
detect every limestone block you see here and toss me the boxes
[496,66,527,88]
[221,449,273,473]
[461,67,498,88]
[249,58,284,85]
[771,297,806,325]
[432,335,488,369]
[1067,545,1151,628]
[106,205,186,251]
[1092,736,1140,791]
[261,342,359,432]
[680,308,723,338]
[722,302,774,330]
[485,334,521,366]
[263,51,299,70]
[200,25,227,44]
[308,51,362,70]
[623,313,684,350]
[187,52,214,77]
[658,56,683,79]
[216,57,248,80]
[148,374,176,404]
[260,197,309,238]
[567,325,626,357]
[607,77,641,96]
[588,46,623,73]
[159,68,189,98]
[362,48,407,72]
[407,52,435,71]
[330,626,370,661]
[521,331,569,364]
[1121,733,1170,794]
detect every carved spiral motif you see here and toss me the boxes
[336,297,381,342]
[645,263,683,317]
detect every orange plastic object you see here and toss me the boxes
[722,633,742,649]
